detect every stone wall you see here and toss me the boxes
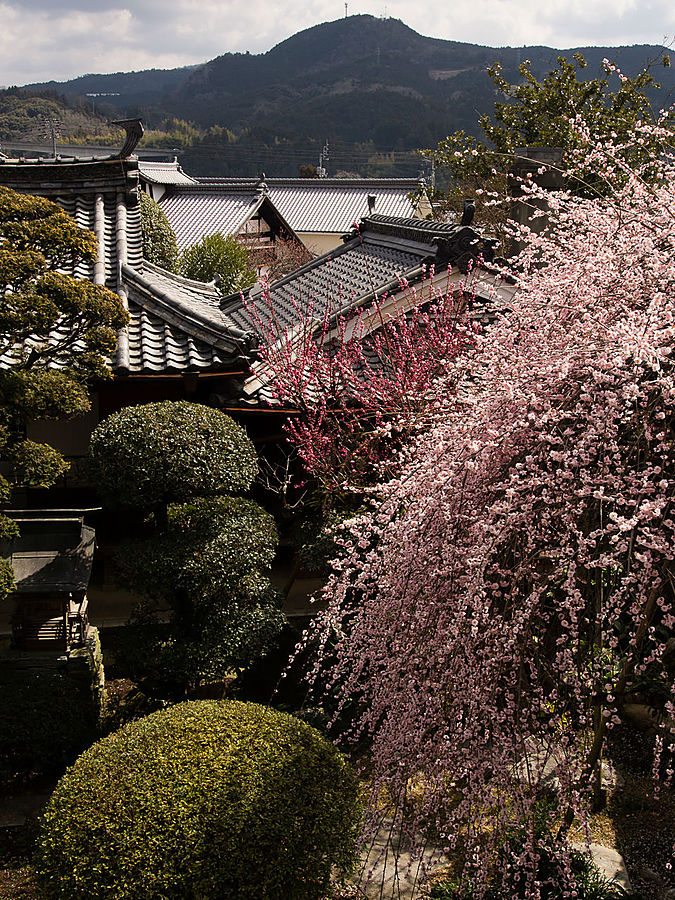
[0,628,104,776]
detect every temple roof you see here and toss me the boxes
[158,187,277,251]
[118,262,254,374]
[159,177,428,243]
[137,160,197,186]
[1,512,95,595]
[221,214,497,334]
[114,215,499,380]
[0,150,504,385]
[0,156,142,291]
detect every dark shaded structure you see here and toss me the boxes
[2,510,95,651]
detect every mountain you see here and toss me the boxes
[21,17,675,176]
[27,66,198,114]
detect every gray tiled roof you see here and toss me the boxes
[118,215,483,376]
[267,180,421,234]
[237,215,503,405]
[138,160,197,186]
[159,188,264,250]
[119,262,253,374]
[0,157,143,291]
[161,177,424,241]
[117,215,480,377]
[54,192,142,289]
[224,231,429,335]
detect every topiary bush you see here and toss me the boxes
[180,232,256,293]
[89,401,258,509]
[35,700,361,900]
[115,496,278,604]
[140,191,179,273]
[89,402,283,695]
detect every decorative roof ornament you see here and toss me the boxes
[257,172,268,194]
[112,118,145,159]
[434,228,497,274]
[460,198,476,227]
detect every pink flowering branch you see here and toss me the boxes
[245,266,479,502]
[293,120,675,894]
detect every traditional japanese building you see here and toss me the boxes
[144,167,432,256]
[0,141,515,630]
[0,130,512,453]
[139,162,307,276]
[138,158,198,202]
[2,510,95,651]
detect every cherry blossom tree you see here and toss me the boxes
[248,267,480,509]
[280,115,675,895]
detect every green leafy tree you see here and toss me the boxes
[180,232,256,293]
[424,53,674,223]
[0,186,127,598]
[36,700,361,900]
[89,401,285,694]
[139,191,179,272]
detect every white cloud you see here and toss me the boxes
[385,0,673,48]
[0,0,673,86]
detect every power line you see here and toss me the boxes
[188,139,426,155]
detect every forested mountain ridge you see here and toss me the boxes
[15,16,675,176]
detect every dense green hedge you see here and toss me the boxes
[36,700,361,899]
[113,496,285,692]
[116,496,277,603]
[140,191,179,273]
[89,401,258,508]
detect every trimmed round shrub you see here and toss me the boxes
[35,700,361,900]
[116,496,278,604]
[89,401,258,507]
[180,232,256,293]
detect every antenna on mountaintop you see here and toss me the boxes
[345,2,348,16]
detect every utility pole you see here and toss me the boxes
[48,119,57,158]
[40,117,60,157]
[317,140,330,178]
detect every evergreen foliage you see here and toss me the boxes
[179,232,256,293]
[89,400,257,509]
[139,191,179,272]
[89,402,283,693]
[36,700,361,900]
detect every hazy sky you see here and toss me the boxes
[1,0,673,86]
